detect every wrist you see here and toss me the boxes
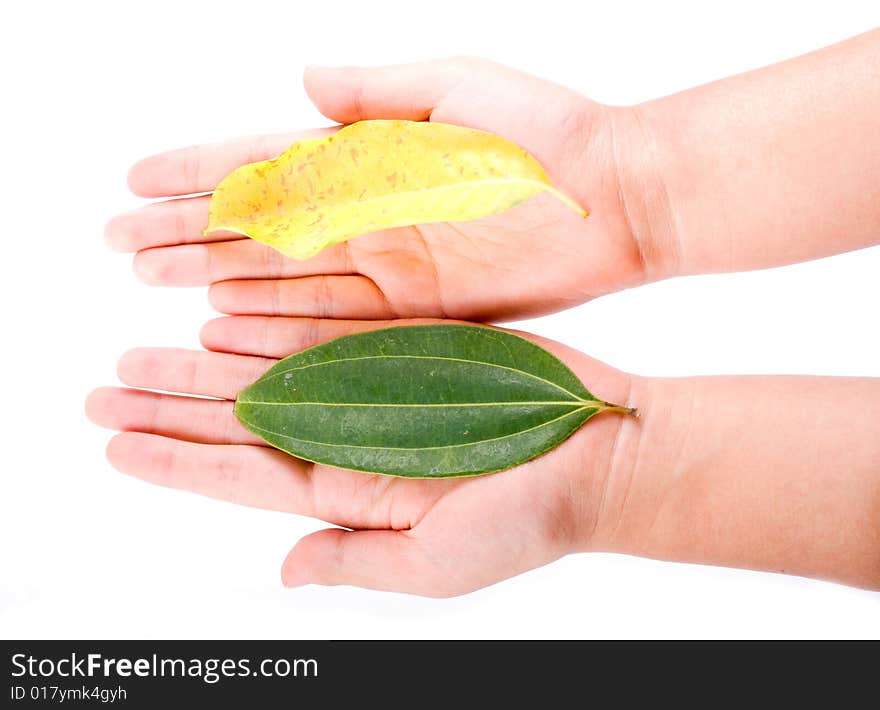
[552,367,651,556]
[581,373,880,590]
[569,373,664,554]
[605,103,684,284]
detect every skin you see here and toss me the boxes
[93,31,880,595]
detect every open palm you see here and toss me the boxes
[106,59,662,321]
[87,316,634,595]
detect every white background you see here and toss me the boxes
[1,0,878,639]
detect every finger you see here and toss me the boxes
[131,238,355,286]
[200,316,447,358]
[104,196,245,253]
[282,528,450,596]
[304,58,485,124]
[106,432,315,514]
[106,432,440,529]
[127,128,336,198]
[86,387,262,445]
[208,276,394,318]
[116,348,274,399]
[304,60,585,191]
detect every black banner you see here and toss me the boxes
[1,640,874,706]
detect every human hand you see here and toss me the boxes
[107,31,880,322]
[86,313,880,593]
[86,318,637,595]
[105,59,672,322]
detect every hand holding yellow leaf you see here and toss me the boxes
[204,120,585,260]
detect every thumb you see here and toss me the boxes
[303,57,487,124]
[282,527,453,597]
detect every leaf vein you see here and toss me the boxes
[239,406,595,452]
[239,400,599,408]
[254,354,587,401]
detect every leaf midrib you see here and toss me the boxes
[240,405,595,452]
[238,400,598,407]
[250,354,587,402]
[216,177,562,226]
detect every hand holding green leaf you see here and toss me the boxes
[87,319,635,595]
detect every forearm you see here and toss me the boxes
[620,28,880,278]
[593,374,880,589]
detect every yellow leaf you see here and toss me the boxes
[204,120,586,260]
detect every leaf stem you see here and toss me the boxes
[550,187,589,217]
[593,400,639,418]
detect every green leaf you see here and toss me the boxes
[234,325,635,478]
